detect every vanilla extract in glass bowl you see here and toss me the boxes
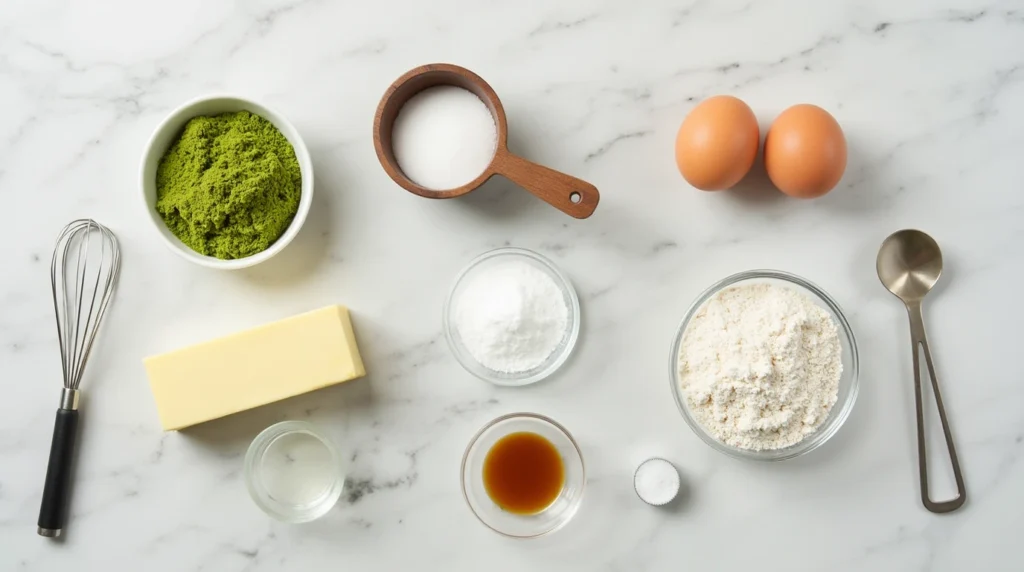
[461,413,585,538]
[483,431,564,515]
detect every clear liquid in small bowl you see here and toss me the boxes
[260,432,336,506]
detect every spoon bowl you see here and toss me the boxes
[877,229,943,302]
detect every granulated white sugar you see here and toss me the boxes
[392,86,497,190]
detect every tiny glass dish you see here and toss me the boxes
[443,247,580,386]
[669,270,860,462]
[461,413,585,538]
[633,457,680,507]
[244,421,346,523]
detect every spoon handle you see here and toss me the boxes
[907,302,966,513]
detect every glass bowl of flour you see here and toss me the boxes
[444,247,581,386]
[669,270,859,461]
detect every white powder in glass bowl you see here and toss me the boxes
[453,260,568,374]
[677,282,842,451]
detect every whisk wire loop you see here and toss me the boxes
[49,219,121,390]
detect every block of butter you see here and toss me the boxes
[144,305,365,431]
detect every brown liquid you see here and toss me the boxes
[482,432,565,514]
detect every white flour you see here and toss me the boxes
[677,282,842,451]
[454,261,568,373]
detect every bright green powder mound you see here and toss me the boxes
[155,111,301,260]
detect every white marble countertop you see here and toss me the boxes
[2,0,1023,570]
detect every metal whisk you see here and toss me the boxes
[38,219,120,538]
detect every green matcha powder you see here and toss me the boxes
[156,111,301,260]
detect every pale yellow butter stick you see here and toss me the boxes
[144,305,365,431]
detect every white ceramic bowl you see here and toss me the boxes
[139,95,314,270]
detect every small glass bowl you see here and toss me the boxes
[443,247,580,386]
[244,421,346,523]
[669,270,860,461]
[461,413,585,538]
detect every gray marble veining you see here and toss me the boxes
[1,0,1023,570]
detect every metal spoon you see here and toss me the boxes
[877,229,966,513]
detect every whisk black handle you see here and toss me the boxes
[38,406,79,538]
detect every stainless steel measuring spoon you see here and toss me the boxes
[877,229,966,513]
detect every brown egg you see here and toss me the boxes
[675,95,759,191]
[764,104,847,198]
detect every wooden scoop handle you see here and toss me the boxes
[492,152,599,219]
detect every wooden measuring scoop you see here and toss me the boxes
[373,63,600,219]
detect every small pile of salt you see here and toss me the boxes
[392,86,497,190]
[634,458,680,506]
